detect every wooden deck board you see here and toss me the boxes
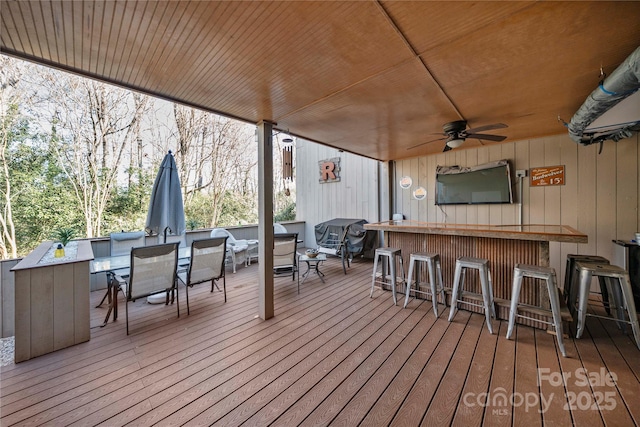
[573,325,634,426]
[218,290,406,426]
[260,295,415,427]
[512,325,543,425]
[420,313,485,426]
[163,277,390,425]
[327,304,444,427]
[451,320,499,426]
[535,328,573,426]
[479,322,514,426]
[298,303,432,427]
[1,257,638,426]
[586,316,640,425]
[390,311,472,426]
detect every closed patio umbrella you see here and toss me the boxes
[146,150,186,242]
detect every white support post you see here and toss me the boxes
[257,121,275,320]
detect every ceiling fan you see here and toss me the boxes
[408,120,508,152]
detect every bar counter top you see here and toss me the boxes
[364,220,588,244]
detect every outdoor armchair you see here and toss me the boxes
[274,223,288,234]
[178,236,228,314]
[110,230,147,255]
[210,228,254,273]
[113,242,180,335]
[273,233,299,281]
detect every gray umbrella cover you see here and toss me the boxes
[145,151,186,240]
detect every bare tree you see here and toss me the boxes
[169,104,257,226]
[173,104,208,205]
[0,56,22,258]
[205,114,257,225]
[36,70,149,238]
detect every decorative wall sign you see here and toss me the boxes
[318,157,341,183]
[413,186,427,200]
[530,165,565,187]
[399,176,412,189]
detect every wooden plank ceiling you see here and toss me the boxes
[2,1,640,161]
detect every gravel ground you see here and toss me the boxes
[1,336,14,366]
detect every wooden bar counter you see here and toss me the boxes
[364,220,588,326]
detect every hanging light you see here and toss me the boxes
[446,138,465,149]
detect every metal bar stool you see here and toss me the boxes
[565,254,610,317]
[403,252,446,316]
[448,257,496,334]
[574,262,640,349]
[507,264,567,357]
[370,247,405,305]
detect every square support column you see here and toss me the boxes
[257,121,275,320]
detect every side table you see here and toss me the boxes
[298,253,327,292]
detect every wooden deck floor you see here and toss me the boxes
[1,256,639,426]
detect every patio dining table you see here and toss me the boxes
[90,246,191,326]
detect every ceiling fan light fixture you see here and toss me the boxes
[446,138,464,148]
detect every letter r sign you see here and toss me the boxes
[318,157,341,183]
[321,162,336,180]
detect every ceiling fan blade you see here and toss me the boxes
[407,136,447,150]
[465,123,508,134]
[465,133,507,142]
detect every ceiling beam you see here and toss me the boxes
[374,0,464,122]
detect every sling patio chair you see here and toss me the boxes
[178,236,228,314]
[97,230,146,308]
[112,242,180,335]
[274,233,299,281]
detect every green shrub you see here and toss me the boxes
[274,202,296,222]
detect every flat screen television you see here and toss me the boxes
[435,160,513,205]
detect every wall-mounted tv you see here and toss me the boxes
[435,160,513,205]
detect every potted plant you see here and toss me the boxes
[53,228,76,246]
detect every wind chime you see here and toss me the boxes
[282,137,293,196]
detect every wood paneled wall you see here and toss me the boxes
[0,259,20,338]
[393,133,640,280]
[296,140,381,247]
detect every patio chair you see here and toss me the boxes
[317,226,352,274]
[211,228,253,273]
[178,237,228,314]
[97,230,146,308]
[113,242,180,335]
[274,233,299,281]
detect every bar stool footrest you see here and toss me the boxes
[513,313,557,328]
[453,299,487,311]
